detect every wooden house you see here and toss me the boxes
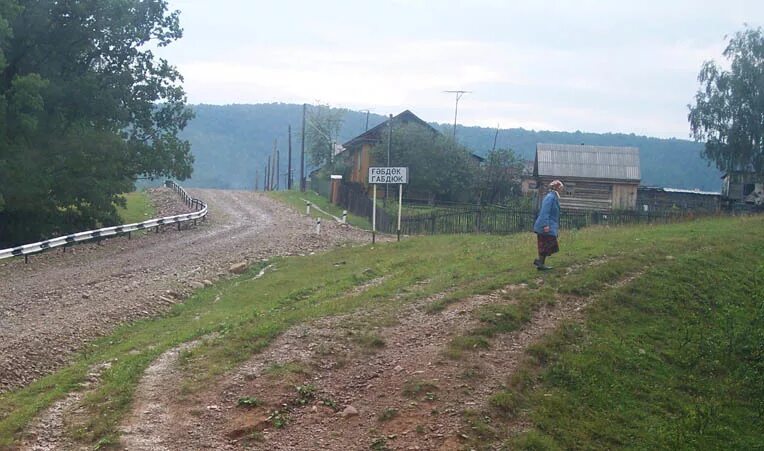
[337,110,439,188]
[721,171,764,207]
[335,110,482,202]
[534,143,641,211]
[520,160,537,194]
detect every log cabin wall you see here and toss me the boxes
[537,177,638,211]
[534,144,641,212]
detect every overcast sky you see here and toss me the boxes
[157,0,763,139]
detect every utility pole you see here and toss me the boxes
[359,109,372,131]
[444,90,471,140]
[287,125,293,190]
[254,169,259,192]
[264,163,269,190]
[386,113,393,205]
[300,103,306,192]
[492,124,500,152]
[272,139,278,191]
[266,156,271,191]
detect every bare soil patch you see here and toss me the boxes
[115,267,627,451]
[0,188,370,393]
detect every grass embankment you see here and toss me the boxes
[266,189,372,230]
[448,216,764,449]
[0,212,761,449]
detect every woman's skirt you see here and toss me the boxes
[536,234,559,257]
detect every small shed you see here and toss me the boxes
[637,187,721,213]
[534,143,641,211]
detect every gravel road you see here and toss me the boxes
[0,188,371,393]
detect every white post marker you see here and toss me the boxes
[342,210,348,224]
[372,184,377,244]
[316,217,321,234]
[306,201,311,215]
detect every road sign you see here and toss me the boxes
[368,167,408,184]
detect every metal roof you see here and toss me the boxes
[661,187,720,196]
[535,143,640,181]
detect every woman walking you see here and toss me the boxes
[533,180,564,270]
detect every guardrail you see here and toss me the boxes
[0,181,207,262]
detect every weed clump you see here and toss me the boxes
[236,396,262,408]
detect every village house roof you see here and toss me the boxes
[341,110,438,151]
[338,109,483,163]
[534,143,641,182]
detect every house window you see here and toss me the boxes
[743,183,755,196]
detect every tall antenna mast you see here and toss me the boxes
[443,90,471,140]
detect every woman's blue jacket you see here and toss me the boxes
[533,192,560,236]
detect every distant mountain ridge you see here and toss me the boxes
[178,103,722,192]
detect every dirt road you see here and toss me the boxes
[0,188,370,393]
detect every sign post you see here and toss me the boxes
[368,167,409,242]
[372,184,377,244]
[330,174,342,205]
[398,184,403,241]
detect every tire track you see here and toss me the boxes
[0,188,369,393]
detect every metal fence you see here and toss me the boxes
[320,180,698,236]
[310,177,331,199]
[0,181,207,261]
[392,207,689,236]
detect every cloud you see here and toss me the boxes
[176,39,507,107]
[159,0,763,138]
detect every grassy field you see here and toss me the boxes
[447,216,764,450]
[505,231,764,450]
[0,212,761,448]
[115,191,155,224]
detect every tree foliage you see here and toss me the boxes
[0,0,193,247]
[373,123,477,203]
[688,26,764,174]
[476,148,524,204]
[305,104,344,168]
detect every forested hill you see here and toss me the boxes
[178,103,722,192]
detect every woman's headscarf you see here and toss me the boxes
[549,180,564,191]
